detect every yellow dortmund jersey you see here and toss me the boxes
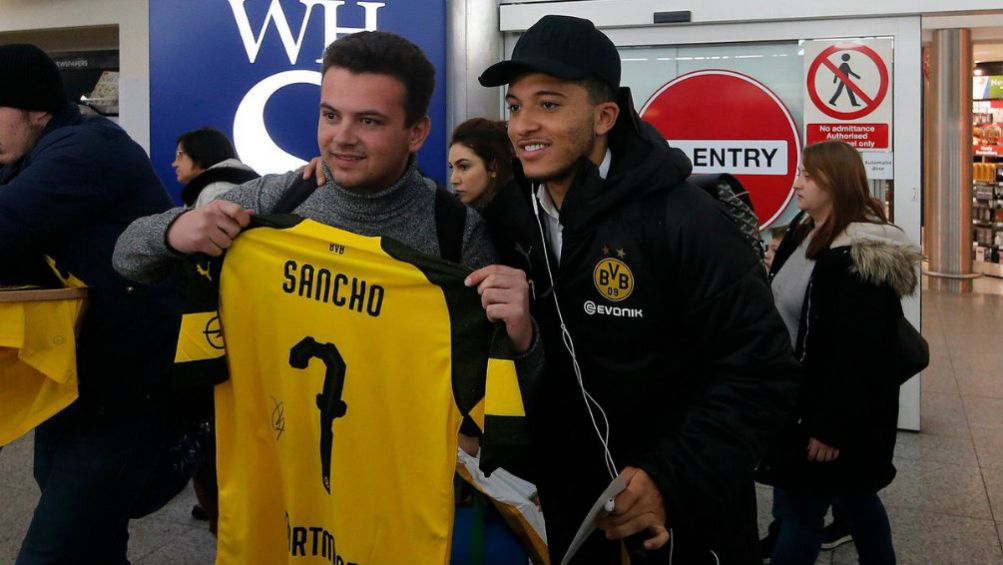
[175,216,527,565]
[0,288,86,445]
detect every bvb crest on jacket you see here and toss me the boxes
[593,246,634,302]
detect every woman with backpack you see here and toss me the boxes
[173,126,258,207]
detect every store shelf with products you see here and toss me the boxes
[973,97,1003,157]
[971,71,1003,278]
[972,162,1003,278]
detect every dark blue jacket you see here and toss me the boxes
[0,105,181,405]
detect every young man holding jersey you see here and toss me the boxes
[115,31,534,355]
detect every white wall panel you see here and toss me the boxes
[0,0,151,151]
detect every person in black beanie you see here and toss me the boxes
[0,43,183,565]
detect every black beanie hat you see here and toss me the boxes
[0,43,67,113]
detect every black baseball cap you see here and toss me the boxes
[479,15,620,91]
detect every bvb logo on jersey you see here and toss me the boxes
[593,257,634,302]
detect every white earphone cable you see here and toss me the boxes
[530,185,617,480]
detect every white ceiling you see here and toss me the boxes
[922,13,1002,64]
[921,29,1002,64]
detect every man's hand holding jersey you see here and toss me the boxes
[167,200,254,256]
[465,265,533,354]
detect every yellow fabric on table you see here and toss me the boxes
[0,297,84,445]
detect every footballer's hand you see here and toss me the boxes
[465,265,533,353]
[595,467,670,550]
[300,156,327,186]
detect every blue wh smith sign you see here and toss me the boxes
[150,0,447,201]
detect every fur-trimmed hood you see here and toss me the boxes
[831,222,923,298]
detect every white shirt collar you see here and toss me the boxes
[535,183,559,219]
[598,147,612,180]
[535,148,613,215]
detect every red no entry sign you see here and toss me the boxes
[807,43,889,121]
[639,70,800,229]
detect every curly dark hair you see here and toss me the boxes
[322,31,435,127]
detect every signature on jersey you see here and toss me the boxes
[271,397,286,440]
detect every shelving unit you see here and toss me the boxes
[972,90,1003,278]
[972,163,1003,278]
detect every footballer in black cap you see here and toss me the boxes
[479,15,620,90]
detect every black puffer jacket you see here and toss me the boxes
[757,213,922,493]
[484,89,800,565]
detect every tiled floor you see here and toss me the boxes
[755,278,1003,565]
[1,280,1001,564]
[0,434,216,564]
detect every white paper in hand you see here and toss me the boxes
[559,473,628,565]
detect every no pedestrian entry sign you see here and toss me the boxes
[640,70,800,230]
[804,39,893,151]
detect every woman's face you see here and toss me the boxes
[794,164,833,221]
[172,143,203,185]
[448,143,493,205]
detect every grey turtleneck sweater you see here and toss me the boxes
[113,162,496,283]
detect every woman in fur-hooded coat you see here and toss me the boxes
[756,141,922,565]
[759,212,922,492]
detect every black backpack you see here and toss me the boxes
[689,173,765,261]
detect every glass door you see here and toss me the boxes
[502,15,923,430]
